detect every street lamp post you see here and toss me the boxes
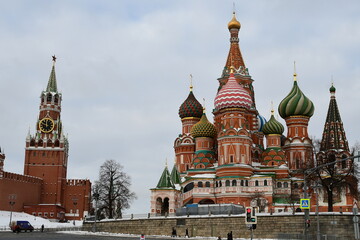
[8,194,16,228]
[72,198,78,225]
[9,200,15,227]
[93,193,99,232]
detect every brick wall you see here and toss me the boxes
[0,171,42,212]
[83,214,358,240]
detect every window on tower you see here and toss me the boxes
[225,180,230,186]
[232,180,237,186]
[255,180,259,186]
[198,182,203,188]
[47,94,52,103]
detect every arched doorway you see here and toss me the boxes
[162,197,169,216]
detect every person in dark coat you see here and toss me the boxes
[171,227,177,237]
[41,224,44,232]
[185,228,189,238]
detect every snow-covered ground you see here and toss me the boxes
[0,211,82,230]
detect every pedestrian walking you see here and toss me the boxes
[185,228,189,238]
[171,227,177,237]
[41,224,44,232]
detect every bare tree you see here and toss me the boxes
[250,191,268,212]
[93,159,136,219]
[315,155,358,212]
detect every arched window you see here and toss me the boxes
[232,180,237,186]
[241,180,244,186]
[245,180,249,187]
[54,95,59,104]
[47,94,52,103]
[198,182,203,188]
[284,182,288,188]
[294,183,298,189]
[215,181,218,188]
[205,181,210,187]
[183,182,194,193]
[219,181,222,187]
[225,180,230,187]
[277,182,282,188]
[264,180,268,186]
[255,180,259,186]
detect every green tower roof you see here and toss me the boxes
[156,166,175,189]
[46,63,58,93]
[170,164,181,185]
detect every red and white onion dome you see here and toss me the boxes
[214,71,252,110]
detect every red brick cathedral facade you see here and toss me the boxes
[0,59,91,221]
[150,12,357,215]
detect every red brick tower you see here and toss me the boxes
[23,56,69,218]
[175,83,203,173]
[278,70,315,170]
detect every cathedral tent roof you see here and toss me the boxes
[156,166,175,189]
[170,164,181,185]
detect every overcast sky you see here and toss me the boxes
[0,1,359,214]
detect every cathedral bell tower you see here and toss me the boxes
[24,56,69,205]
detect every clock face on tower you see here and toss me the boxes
[39,118,55,133]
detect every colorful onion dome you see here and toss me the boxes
[214,69,253,111]
[278,73,314,119]
[257,114,267,132]
[263,110,284,135]
[191,111,217,138]
[330,83,336,93]
[179,89,203,119]
[228,12,241,30]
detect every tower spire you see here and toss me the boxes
[225,11,245,71]
[46,55,58,93]
[293,61,297,82]
[189,74,193,92]
[320,83,348,152]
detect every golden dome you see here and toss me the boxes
[228,12,241,30]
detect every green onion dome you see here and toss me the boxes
[191,112,217,138]
[278,74,314,119]
[179,89,203,119]
[262,110,284,135]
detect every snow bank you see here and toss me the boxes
[0,211,82,230]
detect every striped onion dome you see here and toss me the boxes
[191,112,217,138]
[278,74,314,119]
[179,90,203,119]
[257,114,267,132]
[214,71,253,110]
[262,110,284,135]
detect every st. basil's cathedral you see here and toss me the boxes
[150,12,357,215]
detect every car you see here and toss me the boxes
[10,221,34,233]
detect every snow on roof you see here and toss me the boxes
[191,173,216,179]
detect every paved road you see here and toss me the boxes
[0,231,190,240]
